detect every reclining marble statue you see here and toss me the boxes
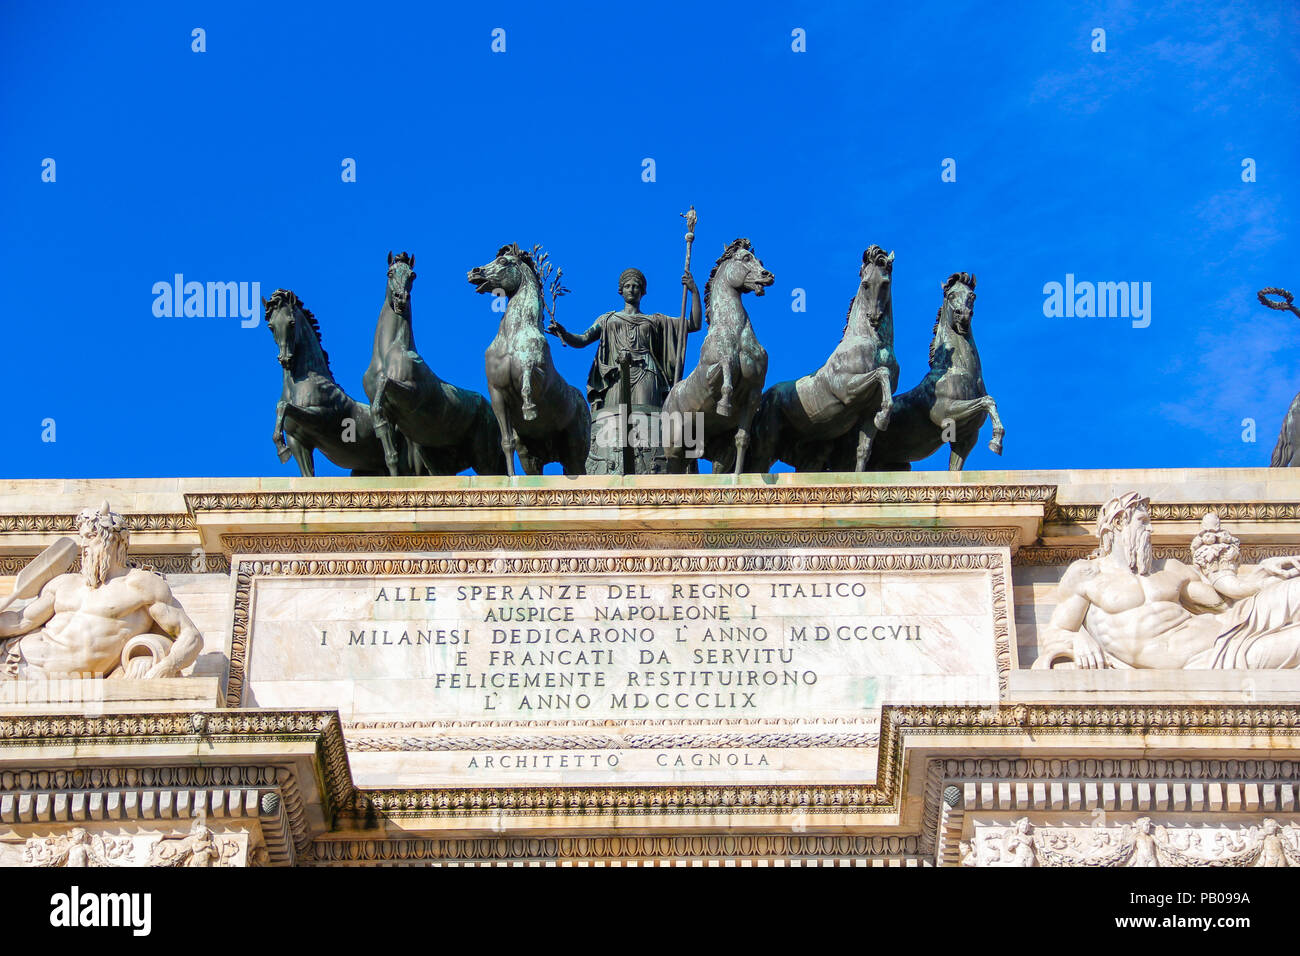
[1034,491,1300,669]
[0,502,203,679]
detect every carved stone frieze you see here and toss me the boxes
[24,828,134,867]
[0,512,194,534]
[186,483,1059,515]
[1052,501,1300,527]
[23,822,247,867]
[1015,543,1300,568]
[148,819,242,867]
[221,526,1019,555]
[965,817,1300,867]
[0,554,230,576]
[303,833,923,866]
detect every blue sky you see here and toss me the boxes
[2,0,1297,477]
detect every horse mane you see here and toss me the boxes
[267,288,331,375]
[704,237,754,321]
[929,272,976,365]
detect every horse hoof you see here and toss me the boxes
[874,411,891,431]
[989,440,1003,455]
[522,403,538,421]
[717,402,732,418]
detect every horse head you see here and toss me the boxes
[706,238,774,314]
[266,288,330,374]
[848,245,895,333]
[940,271,976,335]
[266,289,303,369]
[930,272,977,364]
[385,251,416,316]
[467,243,539,300]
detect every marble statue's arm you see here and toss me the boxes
[1258,556,1300,580]
[1201,557,1300,603]
[1182,577,1229,610]
[141,582,203,678]
[1042,563,1108,669]
[0,587,56,638]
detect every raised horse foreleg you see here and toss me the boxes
[716,360,735,418]
[274,403,325,477]
[933,395,1004,471]
[273,401,293,464]
[844,367,894,432]
[369,376,404,476]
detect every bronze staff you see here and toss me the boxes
[672,205,697,386]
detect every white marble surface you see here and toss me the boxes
[243,552,1004,723]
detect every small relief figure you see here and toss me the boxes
[1129,817,1160,867]
[1254,819,1290,867]
[150,818,235,867]
[1004,818,1037,866]
[24,827,131,867]
[0,502,203,679]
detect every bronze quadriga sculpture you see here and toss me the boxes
[662,238,773,474]
[266,289,392,477]
[749,246,898,473]
[469,243,591,476]
[364,252,506,476]
[853,271,1005,471]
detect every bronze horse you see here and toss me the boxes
[662,238,773,473]
[363,252,506,476]
[1261,287,1300,466]
[266,289,392,476]
[853,272,1005,471]
[749,246,898,472]
[468,244,590,475]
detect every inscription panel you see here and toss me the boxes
[237,548,1010,784]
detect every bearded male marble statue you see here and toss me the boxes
[0,502,203,679]
[1034,492,1300,669]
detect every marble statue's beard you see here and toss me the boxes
[1121,524,1154,576]
[80,536,124,588]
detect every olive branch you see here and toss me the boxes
[532,243,571,323]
